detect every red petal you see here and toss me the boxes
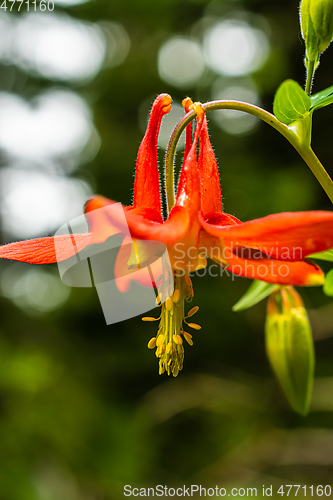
[85,195,189,245]
[84,195,134,244]
[204,211,241,226]
[114,236,164,293]
[200,211,333,260]
[114,237,143,293]
[200,231,324,286]
[85,196,113,214]
[127,206,163,224]
[0,234,91,264]
[133,93,172,214]
[198,116,223,215]
[126,205,190,244]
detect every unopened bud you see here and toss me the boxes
[265,287,314,415]
[300,0,333,61]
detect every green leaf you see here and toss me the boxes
[273,79,311,125]
[232,280,278,312]
[308,248,333,262]
[310,84,333,110]
[323,268,333,296]
[265,307,314,415]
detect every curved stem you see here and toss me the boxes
[165,100,333,212]
[297,147,333,204]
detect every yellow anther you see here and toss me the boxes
[165,297,173,311]
[147,337,156,349]
[156,334,165,347]
[187,306,199,318]
[173,289,180,303]
[189,101,204,121]
[183,332,193,346]
[187,323,201,330]
[173,334,183,345]
[146,271,199,377]
[185,275,192,287]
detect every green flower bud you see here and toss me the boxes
[265,287,315,415]
[300,0,333,61]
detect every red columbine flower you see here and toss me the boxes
[0,94,333,377]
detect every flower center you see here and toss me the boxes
[143,272,201,377]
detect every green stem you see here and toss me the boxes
[297,147,333,204]
[305,58,316,96]
[165,100,333,212]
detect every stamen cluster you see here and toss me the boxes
[143,273,201,377]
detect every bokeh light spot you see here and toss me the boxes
[158,102,186,150]
[203,20,269,76]
[100,21,131,69]
[1,265,70,314]
[158,37,205,88]
[0,90,94,163]
[0,168,92,238]
[14,13,106,82]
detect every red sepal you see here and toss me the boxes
[223,247,325,286]
[0,234,91,264]
[200,211,333,261]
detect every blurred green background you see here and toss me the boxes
[0,0,333,498]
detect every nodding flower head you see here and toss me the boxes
[0,94,332,377]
